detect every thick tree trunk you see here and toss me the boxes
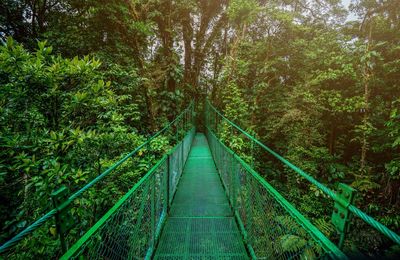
[182,10,193,86]
[153,0,176,94]
[360,23,372,173]
[181,2,227,96]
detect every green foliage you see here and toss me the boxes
[228,0,260,25]
[221,82,249,123]
[0,38,163,257]
[212,0,400,256]
[1,0,400,257]
[385,99,400,181]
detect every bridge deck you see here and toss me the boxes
[154,133,248,259]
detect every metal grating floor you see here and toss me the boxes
[154,133,249,259]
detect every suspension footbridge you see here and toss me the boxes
[1,101,399,259]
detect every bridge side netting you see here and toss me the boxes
[62,128,195,259]
[168,128,195,205]
[206,129,345,259]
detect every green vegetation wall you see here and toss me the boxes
[1,0,400,257]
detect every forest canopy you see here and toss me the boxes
[1,0,400,258]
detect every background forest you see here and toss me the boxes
[1,0,399,258]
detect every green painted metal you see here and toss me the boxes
[51,186,75,253]
[5,99,400,259]
[62,105,346,259]
[0,102,194,255]
[154,133,249,259]
[205,99,400,247]
[61,128,196,259]
[206,128,346,259]
[332,183,356,249]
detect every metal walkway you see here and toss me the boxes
[5,101,399,259]
[154,133,249,259]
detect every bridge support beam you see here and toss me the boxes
[51,186,75,253]
[332,183,356,249]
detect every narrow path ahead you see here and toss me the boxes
[154,133,248,259]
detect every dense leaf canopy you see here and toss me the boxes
[0,0,399,258]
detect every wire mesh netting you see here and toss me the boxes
[169,134,231,218]
[155,217,248,259]
[206,129,345,259]
[205,100,400,258]
[154,133,249,259]
[0,103,196,259]
[61,129,195,259]
[64,158,166,260]
[168,128,194,205]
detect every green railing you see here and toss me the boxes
[3,99,399,259]
[206,128,345,259]
[0,102,195,258]
[205,99,400,256]
[61,128,196,259]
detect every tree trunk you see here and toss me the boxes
[360,21,373,173]
[329,121,336,155]
[182,9,193,86]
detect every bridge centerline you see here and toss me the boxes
[154,133,249,259]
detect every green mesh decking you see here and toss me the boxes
[61,130,346,260]
[19,100,397,260]
[154,133,249,259]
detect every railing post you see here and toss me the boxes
[231,152,237,211]
[214,109,217,132]
[332,183,356,249]
[166,155,170,212]
[192,102,195,127]
[51,186,75,253]
[229,125,235,206]
[181,134,184,170]
[151,174,155,250]
[250,140,254,169]
[183,110,186,132]
[180,114,183,140]
[175,121,178,142]
[205,100,209,129]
